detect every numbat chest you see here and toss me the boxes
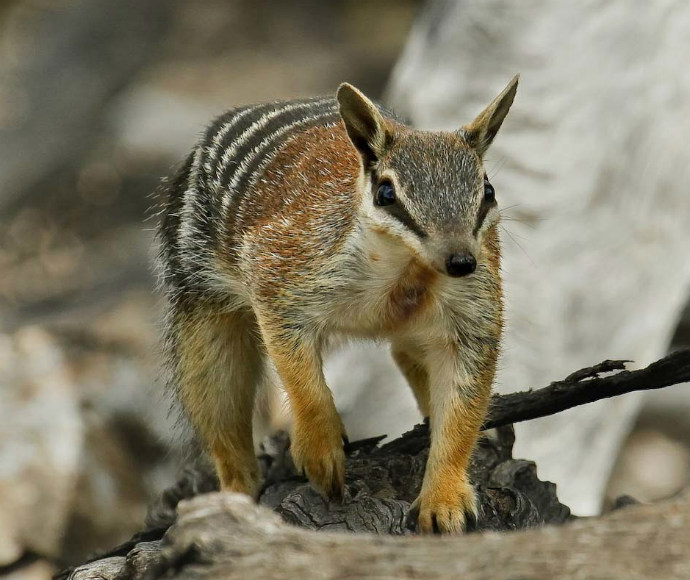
[330,255,440,337]
[158,76,518,534]
[389,275,433,323]
[383,259,439,329]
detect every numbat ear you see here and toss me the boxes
[337,83,389,168]
[464,75,519,157]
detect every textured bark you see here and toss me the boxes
[67,492,690,580]
[145,423,570,536]
[58,352,690,580]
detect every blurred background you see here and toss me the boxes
[1,0,688,577]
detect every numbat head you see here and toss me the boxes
[338,77,517,278]
[158,76,518,535]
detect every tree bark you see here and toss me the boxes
[58,352,690,580]
[485,350,690,429]
[68,491,690,580]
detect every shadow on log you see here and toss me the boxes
[59,350,690,580]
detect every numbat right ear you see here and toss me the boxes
[337,83,389,168]
[464,75,519,157]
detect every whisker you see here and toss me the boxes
[504,228,530,241]
[487,157,507,179]
[500,224,535,266]
[500,216,539,230]
[499,204,546,229]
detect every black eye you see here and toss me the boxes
[484,177,495,203]
[375,181,396,206]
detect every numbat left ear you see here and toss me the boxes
[464,75,519,157]
[337,83,390,168]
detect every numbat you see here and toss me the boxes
[158,77,518,533]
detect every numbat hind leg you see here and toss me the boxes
[173,304,265,497]
[392,343,431,418]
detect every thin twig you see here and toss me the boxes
[484,349,690,429]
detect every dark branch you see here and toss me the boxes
[57,349,690,580]
[484,349,690,429]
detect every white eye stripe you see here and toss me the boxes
[479,205,500,233]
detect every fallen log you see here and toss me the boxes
[59,350,690,580]
[75,490,688,580]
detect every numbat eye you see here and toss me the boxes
[484,176,495,203]
[375,182,396,206]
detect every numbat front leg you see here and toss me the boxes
[411,339,495,533]
[258,318,347,500]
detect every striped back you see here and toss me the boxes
[161,97,342,296]
[208,97,341,234]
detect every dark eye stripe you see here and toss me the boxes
[386,202,428,238]
[473,198,496,236]
[473,175,497,236]
[371,170,427,238]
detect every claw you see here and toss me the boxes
[406,499,420,531]
[411,480,478,534]
[464,507,478,532]
[290,411,347,503]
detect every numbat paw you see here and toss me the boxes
[291,417,346,501]
[212,445,261,499]
[408,480,478,534]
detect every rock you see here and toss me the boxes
[1,557,56,580]
[606,429,690,505]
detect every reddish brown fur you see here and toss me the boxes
[385,259,439,329]
[236,125,358,241]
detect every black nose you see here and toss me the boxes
[446,253,476,277]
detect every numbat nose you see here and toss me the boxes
[446,253,476,277]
